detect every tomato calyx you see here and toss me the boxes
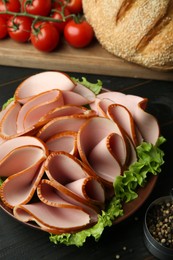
[24,0,33,4]
[72,14,85,24]
[22,0,32,12]
[2,0,9,5]
[8,16,19,32]
[24,0,33,5]
[31,19,42,37]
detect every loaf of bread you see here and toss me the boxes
[82,0,173,70]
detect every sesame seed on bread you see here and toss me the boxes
[82,0,173,70]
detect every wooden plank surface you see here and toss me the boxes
[0,38,173,81]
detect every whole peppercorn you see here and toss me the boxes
[146,200,173,249]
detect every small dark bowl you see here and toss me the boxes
[144,196,173,260]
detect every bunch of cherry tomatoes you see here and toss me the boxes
[0,0,95,52]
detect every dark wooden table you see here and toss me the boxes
[0,65,173,260]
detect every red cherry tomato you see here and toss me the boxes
[64,19,94,48]
[64,0,82,14]
[30,22,60,52]
[21,0,52,16]
[7,16,32,43]
[0,16,8,39]
[52,0,82,14]
[50,6,71,33]
[0,0,21,20]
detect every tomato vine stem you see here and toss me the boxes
[0,10,75,23]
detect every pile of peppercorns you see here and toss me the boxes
[146,200,173,248]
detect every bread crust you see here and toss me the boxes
[82,0,173,70]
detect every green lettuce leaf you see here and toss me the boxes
[50,198,123,247]
[72,77,102,95]
[2,97,14,110]
[114,136,166,203]
[0,177,3,186]
[49,136,165,247]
